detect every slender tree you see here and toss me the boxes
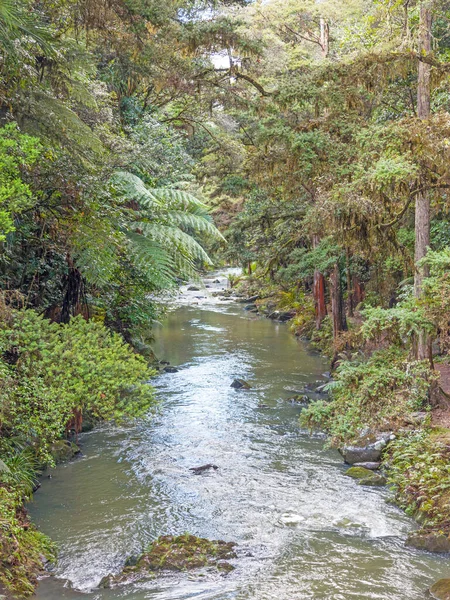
[414,1,432,360]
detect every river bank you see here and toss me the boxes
[28,274,450,599]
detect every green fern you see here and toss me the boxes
[111,171,224,286]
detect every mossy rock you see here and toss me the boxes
[429,579,450,599]
[99,534,237,588]
[344,467,386,486]
[50,440,80,464]
[406,532,450,553]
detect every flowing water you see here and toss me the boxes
[31,275,449,599]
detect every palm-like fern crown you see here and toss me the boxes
[77,171,224,291]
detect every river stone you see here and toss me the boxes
[340,433,391,464]
[238,295,259,303]
[231,378,251,389]
[244,304,257,311]
[187,285,200,291]
[429,579,450,599]
[353,462,381,470]
[268,310,296,322]
[164,366,179,373]
[287,394,310,406]
[406,532,450,553]
[50,440,81,464]
[99,535,237,588]
[344,467,386,486]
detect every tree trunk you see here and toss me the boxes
[352,277,365,307]
[346,249,354,318]
[320,18,329,58]
[330,262,347,340]
[312,235,327,328]
[414,2,432,360]
[313,270,327,329]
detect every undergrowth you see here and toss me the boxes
[300,348,435,444]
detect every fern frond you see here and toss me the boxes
[112,171,160,207]
[136,222,214,266]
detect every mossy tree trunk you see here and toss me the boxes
[414,1,432,360]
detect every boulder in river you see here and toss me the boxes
[231,378,251,389]
[189,464,218,475]
[406,532,450,553]
[187,285,200,291]
[164,366,179,373]
[429,579,450,599]
[98,535,237,588]
[344,466,386,486]
[340,432,392,464]
[244,304,257,311]
[352,462,381,471]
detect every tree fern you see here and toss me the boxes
[111,171,224,287]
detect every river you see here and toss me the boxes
[31,275,449,599]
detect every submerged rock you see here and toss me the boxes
[287,394,310,406]
[406,532,450,553]
[231,378,251,389]
[344,466,386,486]
[99,535,237,588]
[429,579,450,599]
[189,464,218,475]
[244,304,257,311]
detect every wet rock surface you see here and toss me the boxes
[352,462,381,471]
[189,464,218,475]
[340,432,392,465]
[98,535,237,588]
[429,579,450,599]
[406,533,450,553]
[231,378,251,389]
[344,466,386,486]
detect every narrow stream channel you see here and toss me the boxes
[31,276,449,599]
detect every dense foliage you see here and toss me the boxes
[2,0,450,593]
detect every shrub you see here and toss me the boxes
[0,310,156,462]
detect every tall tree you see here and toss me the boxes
[414,0,433,360]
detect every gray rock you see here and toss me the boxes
[353,462,381,470]
[231,378,251,390]
[238,295,260,303]
[187,285,200,291]
[244,304,257,311]
[189,464,218,475]
[164,366,179,373]
[268,310,296,322]
[340,432,392,464]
